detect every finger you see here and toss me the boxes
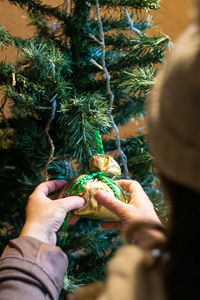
[116,180,145,199]
[94,191,127,219]
[115,180,137,193]
[100,221,122,230]
[58,196,85,213]
[34,180,66,197]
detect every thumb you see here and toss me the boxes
[94,191,127,219]
[57,196,85,213]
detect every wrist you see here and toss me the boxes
[20,222,49,244]
[133,227,166,249]
[124,221,166,250]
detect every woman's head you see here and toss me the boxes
[147,24,200,193]
[147,13,200,299]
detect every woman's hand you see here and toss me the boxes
[94,180,162,230]
[95,180,165,247]
[20,180,85,246]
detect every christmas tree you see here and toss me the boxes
[0,0,170,294]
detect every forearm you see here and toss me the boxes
[0,236,68,300]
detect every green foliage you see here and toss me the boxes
[0,62,15,85]
[58,220,122,290]
[60,94,111,164]
[0,0,169,296]
[105,34,170,70]
[0,25,15,47]
[3,0,64,20]
[119,67,155,96]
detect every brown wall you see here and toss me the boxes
[0,0,194,136]
[153,0,192,41]
[0,0,193,64]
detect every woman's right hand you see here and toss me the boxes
[94,180,165,247]
[95,180,162,228]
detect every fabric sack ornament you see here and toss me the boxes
[60,154,127,221]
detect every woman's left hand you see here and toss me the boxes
[20,180,85,246]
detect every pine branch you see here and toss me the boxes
[119,67,155,96]
[28,13,53,39]
[92,0,129,178]
[94,15,152,32]
[0,62,15,85]
[0,25,15,47]
[105,32,170,52]
[104,34,170,71]
[2,0,64,20]
[60,94,111,165]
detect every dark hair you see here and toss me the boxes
[160,175,200,300]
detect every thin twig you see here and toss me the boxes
[41,96,57,180]
[90,59,104,70]
[124,7,144,37]
[89,33,102,45]
[105,149,121,157]
[124,7,135,38]
[62,0,72,15]
[12,72,16,86]
[35,106,52,110]
[94,0,129,178]
[86,1,95,9]
[4,166,16,170]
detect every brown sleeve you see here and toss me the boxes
[0,236,68,300]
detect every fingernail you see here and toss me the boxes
[79,198,86,206]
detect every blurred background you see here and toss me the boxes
[0,0,193,136]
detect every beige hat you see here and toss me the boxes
[147,24,200,192]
